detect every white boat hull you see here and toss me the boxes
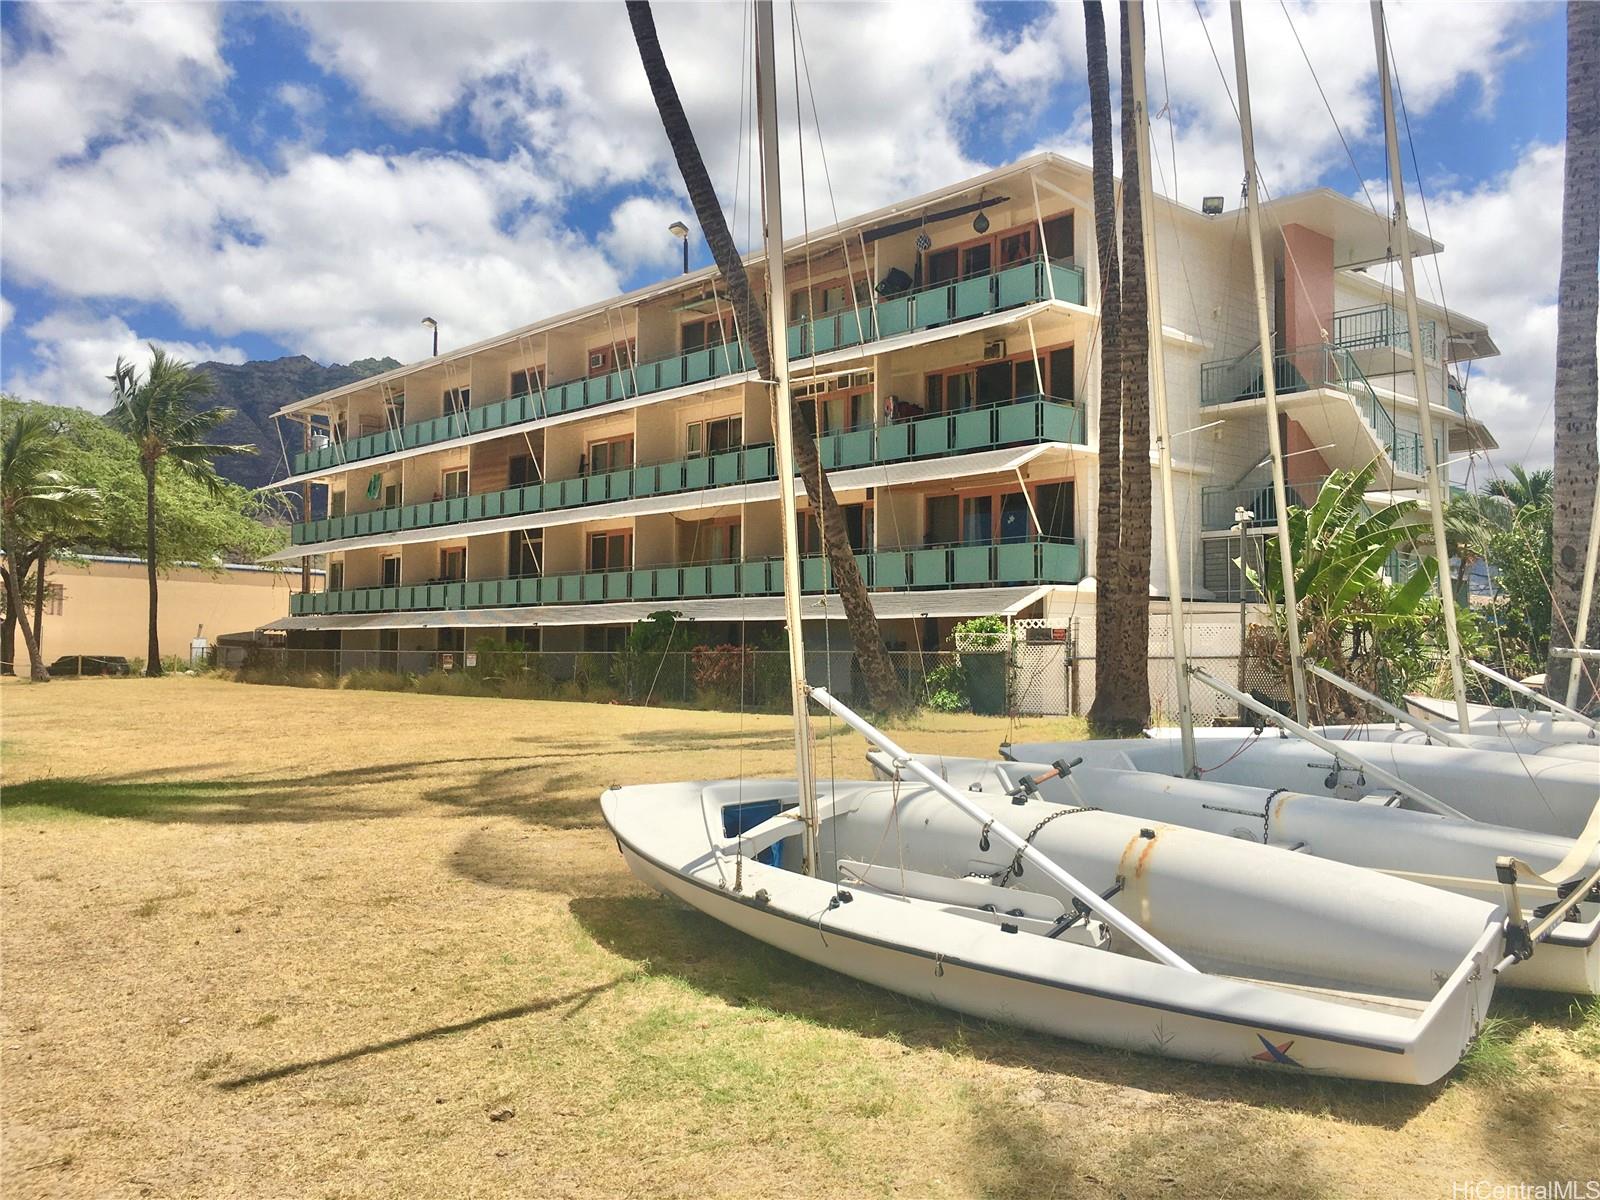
[603,780,1506,1084]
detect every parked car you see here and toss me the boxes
[46,655,133,677]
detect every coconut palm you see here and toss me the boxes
[0,410,98,681]
[107,346,255,677]
[1550,1,1599,704]
[1488,464,1553,509]
[1082,0,1130,735]
[625,0,901,712]
[1442,490,1512,586]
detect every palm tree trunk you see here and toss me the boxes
[1083,0,1128,735]
[1550,0,1599,708]
[625,0,902,712]
[2,565,47,682]
[1116,0,1153,731]
[143,462,163,677]
[1,602,14,675]
[30,544,47,666]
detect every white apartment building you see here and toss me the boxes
[261,152,1497,666]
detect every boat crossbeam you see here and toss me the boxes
[807,685,1200,974]
[1305,664,1469,748]
[1188,667,1470,820]
[1466,659,1600,736]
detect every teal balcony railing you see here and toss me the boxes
[1200,344,1422,477]
[289,537,1082,617]
[1199,475,1329,533]
[1446,377,1467,415]
[290,396,1082,545]
[1331,305,1438,361]
[294,256,1088,476]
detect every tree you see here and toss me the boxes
[1083,0,1129,735]
[0,410,97,681]
[1550,1,1599,705]
[107,347,256,677]
[1489,464,1553,509]
[625,0,902,712]
[1246,465,1452,717]
[1442,491,1511,586]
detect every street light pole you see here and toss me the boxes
[421,316,438,357]
[1235,505,1254,709]
[668,221,690,273]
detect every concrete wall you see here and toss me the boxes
[18,558,315,670]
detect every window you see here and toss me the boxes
[961,243,991,279]
[999,231,1033,266]
[330,491,346,518]
[588,348,611,376]
[1042,213,1074,262]
[799,392,867,436]
[383,482,401,509]
[381,555,401,588]
[679,517,741,564]
[926,495,959,545]
[508,531,542,577]
[587,435,634,475]
[686,415,741,457]
[961,495,992,545]
[682,317,731,352]
[441,468,469,499]
[510,366,544,397]
[588,530,631,572]
[328,560,345,592]
[1033,482,1075,542]
[44,583,64,616]
[439,547,466,581]
[800,504,871,554]
[380,629,399,654]
[1049,347,1075,401]
[927,248,959,284]
[444,386,471,413]
[508,454,537,488]
[385,395,406,427]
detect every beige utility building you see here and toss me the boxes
[10,556,315,672]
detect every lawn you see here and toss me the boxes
[1,677,1595,1199]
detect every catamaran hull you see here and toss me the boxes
[603,781,1504,1085]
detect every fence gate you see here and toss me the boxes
[1011,619,1077,716]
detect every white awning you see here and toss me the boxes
[260,585,1055,632]
[263,443,1085,562]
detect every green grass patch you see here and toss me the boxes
[0,776,258,821]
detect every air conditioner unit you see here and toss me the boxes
[983,339,1007,361]
[588,351,607,370]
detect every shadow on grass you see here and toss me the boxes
[215,977,632,1091]
[0,756,542,825]
[569,892,1443,1128]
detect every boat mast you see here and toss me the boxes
[1371,0,1472,734]
[754,0,820,874]
[1229,1,1311,726]
[1562,478,1600,708]
[1127,2,1197,775]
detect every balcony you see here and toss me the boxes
[1199,475,1329,533]
[290,396,1082,546]
[293,255,1087,476]
[1200,344,1420,478]
[288,537,1082,617]
[1331,305,1438,361]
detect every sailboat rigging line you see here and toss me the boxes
[1276,0,1378,217]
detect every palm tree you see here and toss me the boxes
[625,0,901,712]
[1,411,97,681]
[1488,464,1553,509]
[1114,0,1153,728]
[107,346,255,677]
[1083,0,1128,735]
[1442,491,1511,586]
[1550,0,1599,704]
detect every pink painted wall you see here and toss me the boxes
[1281,223,1334,351]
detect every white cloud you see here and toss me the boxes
[1414,143,1568,471]
[0,1,227,184]
[0,296,13,332]
[602,195,695,272]
[7,312,245,412]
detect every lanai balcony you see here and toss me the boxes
[291,255,1086,477]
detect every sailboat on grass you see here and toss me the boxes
[604,0,1532,1084]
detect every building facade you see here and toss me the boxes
[262,153,1497,667]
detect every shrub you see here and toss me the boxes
[413,671,494,697]
[691,644,752,706]
[340,669,414,693]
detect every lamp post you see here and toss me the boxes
[668,221,689,273]
[1234,505,1255,708]
[421,316,438,357]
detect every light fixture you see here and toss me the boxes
[421,316,438,357]
[1202,196,1225,215]
[972,211,990,234]
[668,220,690,273]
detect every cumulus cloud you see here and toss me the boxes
[7,312,245,412]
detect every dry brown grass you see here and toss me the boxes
[1,676,1595,1199]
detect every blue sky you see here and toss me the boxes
[0,1,1576,469]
